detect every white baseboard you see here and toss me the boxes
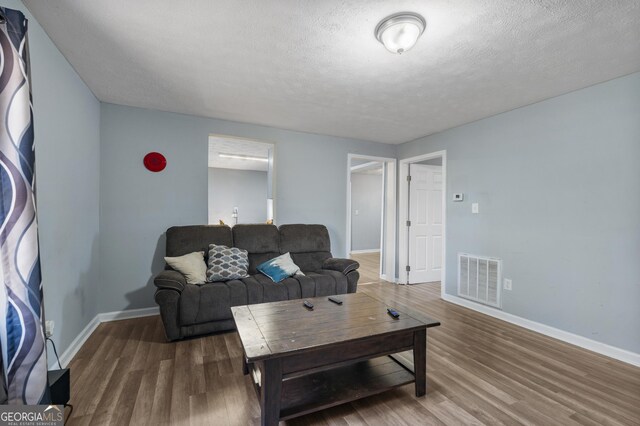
[350,249,381,254]
[51,315,101,370]
[98,306,159,322]
[442,294,640,367]
[380,275,402,284]
[49,306,159,369]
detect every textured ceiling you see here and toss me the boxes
[208,136,271,171]
[24,1,640,144]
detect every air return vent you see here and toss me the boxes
[458,253,502,308]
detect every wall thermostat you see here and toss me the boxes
[453,193,464,202]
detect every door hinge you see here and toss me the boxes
[406,175,412,182]
[406,220,411,227]
[405,265,411,272]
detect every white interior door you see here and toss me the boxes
[408,164,443,284]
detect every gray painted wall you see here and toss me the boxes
[99,103,396,312]
[3,0,102,355]
[350,173,382,251]
[398,72,640,353]
[208,168,267,225]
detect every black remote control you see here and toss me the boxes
[387,308,400,319]
[328,297,343,305]
[303,300,314,310]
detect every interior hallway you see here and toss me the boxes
[350,252,383,284]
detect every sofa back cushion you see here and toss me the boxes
[232,224,280,274]
[166,225,232,258]
[279,224,332,272]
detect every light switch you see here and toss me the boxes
[504,278,513,291]
[355,209,359,215]
[472,203,479,214]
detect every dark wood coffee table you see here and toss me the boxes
[231,292,440,425]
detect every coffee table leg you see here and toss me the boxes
[413,329,427,397]
[260,358,282,426]
[242,355,249,375]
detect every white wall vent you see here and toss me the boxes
[458,253,502,308]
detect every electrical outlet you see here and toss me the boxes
[45,320,54,338]
[472,203,479,214]
[355,209,359,215]
[503,278,512,291]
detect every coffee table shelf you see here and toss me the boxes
[278,355,414,420]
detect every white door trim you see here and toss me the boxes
[347,154,397,282]
[398,150,447,297]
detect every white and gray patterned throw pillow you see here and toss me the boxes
[207,244,249,282]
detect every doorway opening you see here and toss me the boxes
[346,154,396,284]
[208,135,274,226]
[398,151,446,293]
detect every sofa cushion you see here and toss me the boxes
[293,271,347,297]
[257,274,290,303]
[179,280,248,325]
[237,274,292,304]
[316,269,349,294]
[233,224,280,274]
[166,225,232,258]
[207,244,249,281]
[279,224,331,252]
[279,224,332,272]
[233,224,280,252]
[307,272,338,296]
[289,252,332,273]
[280,277,303,300]
[240,275,264,305]
[241,274,305,303]
[290,274,316,298]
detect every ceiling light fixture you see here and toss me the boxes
[375,12,426,54]
[219,153,268,162]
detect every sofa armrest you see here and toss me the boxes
[154,270,187,292]
[322,258,359,275]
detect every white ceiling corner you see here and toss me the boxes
[24,0,640,144]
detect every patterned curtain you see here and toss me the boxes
[0,8,48,404]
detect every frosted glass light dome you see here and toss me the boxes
[375,13,426,54]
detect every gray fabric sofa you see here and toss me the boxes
[154,223,360,341]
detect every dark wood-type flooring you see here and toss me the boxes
[65,282,640,425]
